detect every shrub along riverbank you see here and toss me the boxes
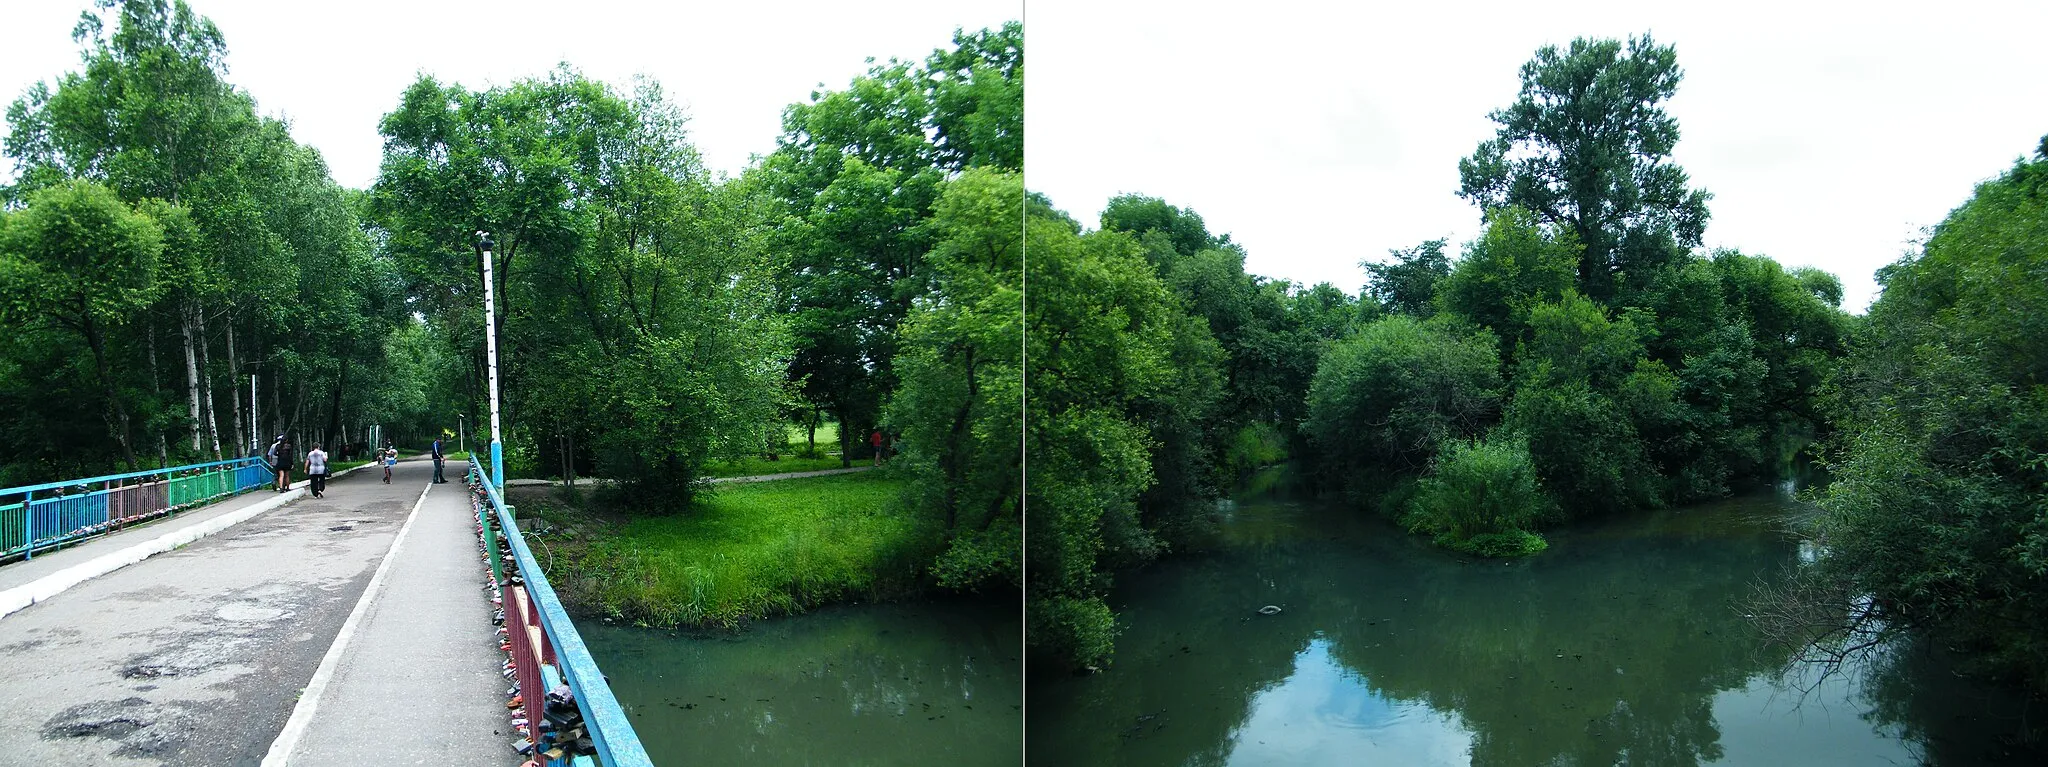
[517,470,936,628]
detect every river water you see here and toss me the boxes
[1027,468,2046,766]
[581,599,1021,765]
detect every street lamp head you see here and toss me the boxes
[476,231,495,252]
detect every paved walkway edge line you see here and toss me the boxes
[262,479,436,767]
[0,462,377,620]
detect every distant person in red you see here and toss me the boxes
[870,429,883,467]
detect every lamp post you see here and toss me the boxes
[242,359,262,457]
[479,231,504,490]
[456,413,467,455]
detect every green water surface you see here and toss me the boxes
[1027,470,2045,766]
[583,599,1021,766]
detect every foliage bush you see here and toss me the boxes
[1404,434,1550,557]
[1222,421,1289,478]
[886,168,1024,592]
[1304,314,1502,484]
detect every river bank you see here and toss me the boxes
[513,469,939,628]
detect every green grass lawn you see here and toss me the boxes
[525,470,930,628]
[785,420,841,453]
[700,419,861,477]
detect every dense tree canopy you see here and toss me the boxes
[765,22,1022,467]
[1803,140,2048,690]
[3,0,406,483]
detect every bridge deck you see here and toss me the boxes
[0,459,509,765]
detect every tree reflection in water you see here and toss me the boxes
[1028,471,2043,766]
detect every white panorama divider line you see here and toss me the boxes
[0,462,378,620]
[262,477,437,767]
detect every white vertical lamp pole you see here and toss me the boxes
[480,231,505,490]
[249,372,257,456]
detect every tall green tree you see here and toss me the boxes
[764,25,1022,466]
[1363,239,1449,317]
[1026,198,1222,669]
[888,168,1024,592]
[1457,34,1711,302]
[371,69,787,505]
[0,180,163,469]
[6,0,409,474]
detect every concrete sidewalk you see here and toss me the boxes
[0,461,375,614]
[0,459,506,765]
[280,460,510,766]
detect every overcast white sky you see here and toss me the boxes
[0,0,1017,186]
[1028,1,2048,311]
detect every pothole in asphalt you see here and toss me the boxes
[120,665,178,679]
[328,525,354,532]
[43,697,152,740]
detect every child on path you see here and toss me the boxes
[382,443,397,484]
[306,443,329,498]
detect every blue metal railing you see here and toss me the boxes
[471,455,651,767]
[1,457,272,560]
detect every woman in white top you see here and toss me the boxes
[306,444,330,498]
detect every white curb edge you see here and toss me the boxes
[261,477,436,766]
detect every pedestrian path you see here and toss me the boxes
[278,461,506,765]
[0,459,507,765]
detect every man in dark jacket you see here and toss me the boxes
[431,438,447,483]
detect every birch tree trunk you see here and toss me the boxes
[197,308,222,459]
[181,302,202,455]
[148,315,168,466]
[226,321,244,455]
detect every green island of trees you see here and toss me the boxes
[1027,34,2048,688]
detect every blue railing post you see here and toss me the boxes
[22,490,32,561]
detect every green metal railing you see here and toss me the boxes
[1,457,272,560]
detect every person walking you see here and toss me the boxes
[870,429,883,467]
[273,436,295,493]
[431,438,446,484]
[306,443,329,499]
[382,442,397,484]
